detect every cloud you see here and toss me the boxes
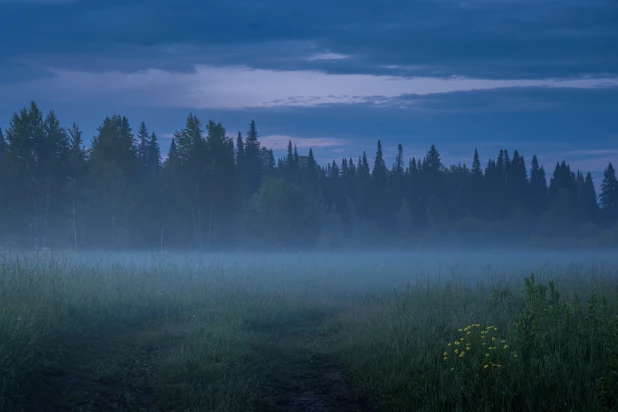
[305,52,351,61]
[1,0,617,82]
[0,0,76,3]
[4,64,617,110]
[259,134,347,150]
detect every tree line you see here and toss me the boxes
[0,101,617,251]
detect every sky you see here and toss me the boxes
[0,0,617,184]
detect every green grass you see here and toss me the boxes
[1,252,618,411]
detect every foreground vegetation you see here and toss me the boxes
[2,251,618,411]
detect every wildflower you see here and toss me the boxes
[444,352,448,357]
[460,338,465,341]
[501,340,506,344]
[447,343,452,347]
[454,341,460,346]
[513,354,518,358]
[492,337,496,341]
[458,328,463,332]
[451,368,454,372]
[466,346,471,351]
[467,332,472,335]
[444,357,448,361]
[503,345,509,350]
[459,352,465,358]
[454,349,459,354]
[484,364,489,369]
[485,353,490,357]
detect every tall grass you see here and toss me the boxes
[1,251,617,410]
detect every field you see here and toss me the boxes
[2,251,618,411]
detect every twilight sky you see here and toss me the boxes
[0,0,617,182]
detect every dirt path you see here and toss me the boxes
[250,308,372,412]
[20,307,370,411]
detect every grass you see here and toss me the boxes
[1,251,618,411]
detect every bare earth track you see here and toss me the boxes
[21,309,370,412]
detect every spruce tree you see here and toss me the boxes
[243,120,262,196]
[424,144,442,174]
[66,123,87,250]
[393,143,404,177]
[581,172,599,222]
[472,149,482,178]
[600,162,618,222]
[529,155,547,217]
[371,140,387,184]
[137,121,149,171]
[235,132,244,166]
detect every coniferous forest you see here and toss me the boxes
[1,101,617,251]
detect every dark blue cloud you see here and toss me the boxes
[1,0,616,78]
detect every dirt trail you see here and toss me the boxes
[250,309,372,412]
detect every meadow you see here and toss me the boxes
[1,250,618,411]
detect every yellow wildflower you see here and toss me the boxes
[503,345,509,350]
[484,364,489,369]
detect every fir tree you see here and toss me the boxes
[424,144,442,174]
[243,120,262,196]
[600,163,618,222]
[372,140,387,184]
[472,149,482,178]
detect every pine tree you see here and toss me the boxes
[372,140,387,184]
[66,123,87,250]
[393,143,404,177]
[580,172,599,222]
[507,150,527,211]
[260,147,275,175]
[88,115,139,248]
[424,144,442,174]
[205,120,237,249]
[137,121,149,171]
[243,120,262,196]
[147,132,161,177]
[600,162,618,223]
[529,155,547,217]
[160,137,185,249]
[472,149,482,178]
[235,132,244,166]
